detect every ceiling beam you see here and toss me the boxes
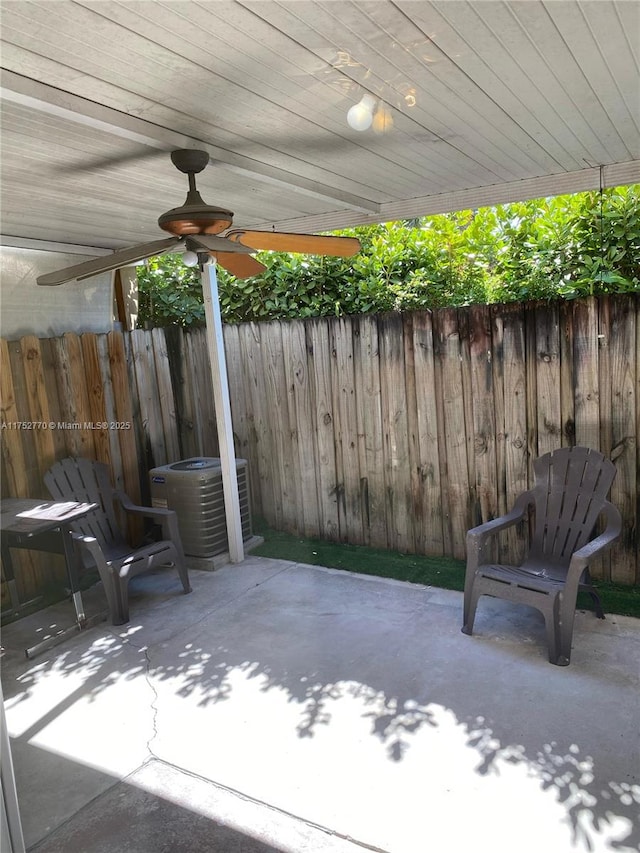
[267,161,640,233]
[0,70,380,215]
[380,162,640,221]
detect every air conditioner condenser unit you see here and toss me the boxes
[149,457,252,558]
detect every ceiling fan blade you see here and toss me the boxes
[213,253,267,279]
[56,148,166,175]
[187,235,254,255]
[225,230,361,257]
[37,237,182,286]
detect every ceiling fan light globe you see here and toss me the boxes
[347,94,376,131]
[182,250,199,267]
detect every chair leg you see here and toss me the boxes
[112,577,130,626]
[93,565,128,626]
[580,568,605,619]
[556,593,578,666]
[462,581,480,636]
[543,613,562,665]
[544,595,572,666]
[586,588,605,620]
[175,558,191,594]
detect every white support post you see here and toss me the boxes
[201,261,244,563]
[1,683,26,853]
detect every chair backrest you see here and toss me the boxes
[528,446,617,567]
[44,457,126,550]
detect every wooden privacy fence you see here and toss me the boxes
[0,326,221,604]
[225,295,638,586]
[1,295,638,604]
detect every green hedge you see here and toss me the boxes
[137,186,639,328]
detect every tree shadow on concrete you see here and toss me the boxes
[3,562,638,852]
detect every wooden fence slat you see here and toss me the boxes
[353,314,386,548]
[279,321,304,533]
[490,307,508,560]
[183,330,206,455]
[234,323,265,518]
[131,329,167,469]
[124,331,150,504]
[239,323,277,523]
[81,333,113,470]
[52,332,95,458]
[262,322,299,532]
[283,320,320,537]
[468,306,498,531]
[107,331,140,506]
[458,311,478,525]
[20,335,57,483]
[16,336,66,589]
[412,311,444,556]
[0,339,37,601]
[225,323,264,526]
[608,295,637,585]
[498,305,529,564]
[198,327,219,457]
[40,338,67,461]
[525,306,539,482]
[151,327,181,463]
[164,327,198,459]
[403,314,422,554]
[1,339,29,497]
[308,319,339,541]
[378,313,412,552]
[223,324,249,459]
[103,332,128,488]
[572,298,601,450]
[331,317,363,545]
[263,322,294,529]
[598,297,614,581]
[189,328,218,457]
[559,300,576,448]
[534,303,563,457]
[433,309,471,559]
[7,342,41,500]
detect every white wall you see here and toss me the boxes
[1,247,114,339]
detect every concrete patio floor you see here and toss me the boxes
[1,556,639,853]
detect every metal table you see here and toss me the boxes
[1,497,104,657]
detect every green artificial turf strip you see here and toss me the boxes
[252,519,640,620]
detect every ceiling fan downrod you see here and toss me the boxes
[158,149,234,236]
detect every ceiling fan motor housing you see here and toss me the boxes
[158,200,234,235]
[159,149,234,235]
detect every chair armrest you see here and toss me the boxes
[465,491,534,572]
[113,491,184,550]
[569,501,622,572]
[467,491,533,546]
[114,490,167,519]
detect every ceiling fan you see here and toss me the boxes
[37,149,361,286]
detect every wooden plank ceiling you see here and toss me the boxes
[1,0,638,250]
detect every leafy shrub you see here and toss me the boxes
[137,253,204,327]
[137,186,639,328]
